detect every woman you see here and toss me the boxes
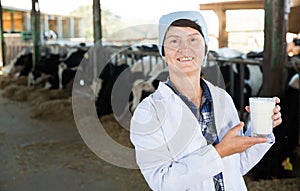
[130,10,282,191]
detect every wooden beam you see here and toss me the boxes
[200,0,264,10]
[215,7,228,48]
[290,0,300,7]
[289,5,300,33]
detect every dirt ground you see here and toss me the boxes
[0,75,300,191]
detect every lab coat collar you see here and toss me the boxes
[155,80,227,137]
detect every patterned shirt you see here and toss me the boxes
[165,79,225,191]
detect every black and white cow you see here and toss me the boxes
[58,45,88,89]
[28,48,61,88]
[95,62,130,117]
[3,47,33,77]
[207,48,263,110]
[95,44,165,121]
[28,44,88,89]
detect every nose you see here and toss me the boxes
[177,40,189,52]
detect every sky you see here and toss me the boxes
[1,0,202,21]
[1,0,222,48]
[1,0,217,34]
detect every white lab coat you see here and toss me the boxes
[130,80,274,191]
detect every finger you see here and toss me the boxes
[273,105,281,113]
[273,117,283,128]
[243,136,268,145]
[274,97,280,104]
[245,106,250,113]
[251,137,268,144]
[272,112,282,120]
[231,122,244,134]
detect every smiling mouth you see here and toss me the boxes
[177,57,194,62]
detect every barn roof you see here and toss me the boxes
[199,0,264,10]
[199,0,300,9]
[199,0,300,34]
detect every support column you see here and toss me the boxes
[0,0,6,66]
[93,0,102,43]
[262,0,290,96]
[69,17,74,38]
[215,6,228,48]
[44,14,49,32]
[57,16,63,39]
[79,18,84,38]
[92,0,103,87]
[31,0,41,66]
[26,12,31,32]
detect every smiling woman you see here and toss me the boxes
[130,10,283,191]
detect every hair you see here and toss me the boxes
[162,19,207,56]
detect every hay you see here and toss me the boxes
[245,176,300,191]
[1,78,73,121]
[30,98,73,121]
[0,75,27,89]
[27,88,70,106]
[1,83,70,104]
[8,85,37,102]
[1,84,20,98]
[100,114,133,148]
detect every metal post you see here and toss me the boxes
[93,0,103,87]
[93,0,102,43]
[0,0,6,66]
[31,0,41,67]
[262,0,290,96]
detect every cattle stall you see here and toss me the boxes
[1,33,32,66]
[206,55,263,121]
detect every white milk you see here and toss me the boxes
[249,97,275,137]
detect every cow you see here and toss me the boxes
[28,44,88,90]
[3,47,33,77]
[129,61,168,112]
[57,43,89,89]
[95,62,130,117]
[28,49,61,88]
[206,48,263,110]
[95,44,164,121]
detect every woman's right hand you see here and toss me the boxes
[214,122,268,158]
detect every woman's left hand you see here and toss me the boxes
[245,97,282,128]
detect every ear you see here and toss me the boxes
[161,56,168,66]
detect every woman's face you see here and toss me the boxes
[163,26,206,77]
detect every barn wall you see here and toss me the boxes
[289,6,300,33]
[1,7,84,39]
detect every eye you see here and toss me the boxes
[191,38,197,42]
[164,37,180,49]
[169,39,177,44]
[190,36,200,42]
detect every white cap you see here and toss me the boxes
[158,10,209,56]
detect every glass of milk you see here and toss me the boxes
[249,97,275,137]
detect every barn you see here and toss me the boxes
[0,0,299,190]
